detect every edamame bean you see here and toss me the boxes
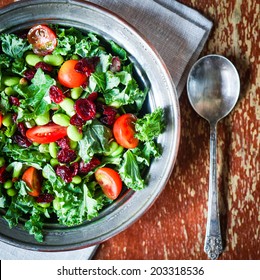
[71,87,83,99]
[4,180,13,189]
[70,54,80,60]
[109,145,124,157]
[0,157,5,167]
[43,54,64,66]
[67,124,83,141]
[2,113,13,127]
[38,202,51,208]
[70,139,78,150]
[4,86,16,96]
[50,158,59,167]
[104,141,118,156]
[25,53,43,66]
[3,76,20,87]
[49,142,58,158]
[35,111,50,125]
[52,113,70,127]
[59,98,75,117]
[7,188,17,197]
[72,175,82,184]
[39,144,49,153]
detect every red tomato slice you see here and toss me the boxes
[27,24,57,56]
[113,113,139,149]
[26,123,67,144]
[95,167,122,200]
[22,167,41,197]
[58,60,87,88]
[0,112,3,128]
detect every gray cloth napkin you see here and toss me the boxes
[0,0,212,260]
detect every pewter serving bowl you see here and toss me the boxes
[0,0,180,251]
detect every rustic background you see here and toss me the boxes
[0,0,259,260]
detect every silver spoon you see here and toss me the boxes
[187,54,240,259]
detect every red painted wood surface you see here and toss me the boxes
[0,0,258,260]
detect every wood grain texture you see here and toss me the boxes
[0,0,258,260]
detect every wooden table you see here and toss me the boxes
[1,0,259,260]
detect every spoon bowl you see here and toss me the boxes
[187,54,240,259]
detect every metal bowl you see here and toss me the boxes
[0,0,180,251]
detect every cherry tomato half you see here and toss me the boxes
[22,167,41,197]
[26,123,67,144]
[113,113,139,149]
[27,25,57,56]
[0,112,3,128]
[95,167,122,200]
[58,60,87,88]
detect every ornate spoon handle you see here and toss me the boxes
[204,123,223,260]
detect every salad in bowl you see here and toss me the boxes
[0,24,165,242]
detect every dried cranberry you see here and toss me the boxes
[110,56,121,72]
[87,91,98,101]
[74,98,96,121]
[70,113,85,127]
[57,148,77,163]
[23,68,36,80]
[101,106,117,126]
[56,136,70,149]
[79,157,101,174]
[75,57,100,76]
[13,134,32,148]
[36,193,54,203]
[35,62,53,72]
[12,113,18,122]
[17,122,27,137]
[49,85,65,104]
[71,162,79,177]
[0,166,8,183]
[9,96,20,106]
[56,165,73,183]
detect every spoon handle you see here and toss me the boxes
[204,123,223,260]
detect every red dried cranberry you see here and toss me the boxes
[17,122,27,137]
[101,106,117,126]
[49,85,65,104]
[71,162,79,177]
[110,56,121,72]
[23,68,36,80]
[56,165,73,183]
[79,157,101,174]
[75,57,100,76]
[12,113,18,122]
[36,193,54,203]
[57,148,77,163]
[9,96,20,106]
[56,137,70,149]
[74,98,96,121]
[0,166,8,183]
[87,91,98,101]
[70,113,85,127]
[35,62,53,72]
[13,134,32,148]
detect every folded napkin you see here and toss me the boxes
[0,0,212,260]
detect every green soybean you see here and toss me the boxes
[70,54,80,60]
[109,145,124,157]
[67,124,83,141]
[35,111,50,125]
[59,98,75,117]
[0,157,5,167]
[104,141,118,156]
[2,113,13,127]
[4,86,16,96]
[25,53,43,66]
[3,76,20,87]
[50,158,59,167]
[49,142,58,158]
[72,175,82,184]
[38,202,51,208]
[4,180,13,189]
[43,54,64,66]
[7,188,17,197]
[39,144,49,153]
[71,87,83,99]
[70,139,78,150]
[52,113,70,127]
